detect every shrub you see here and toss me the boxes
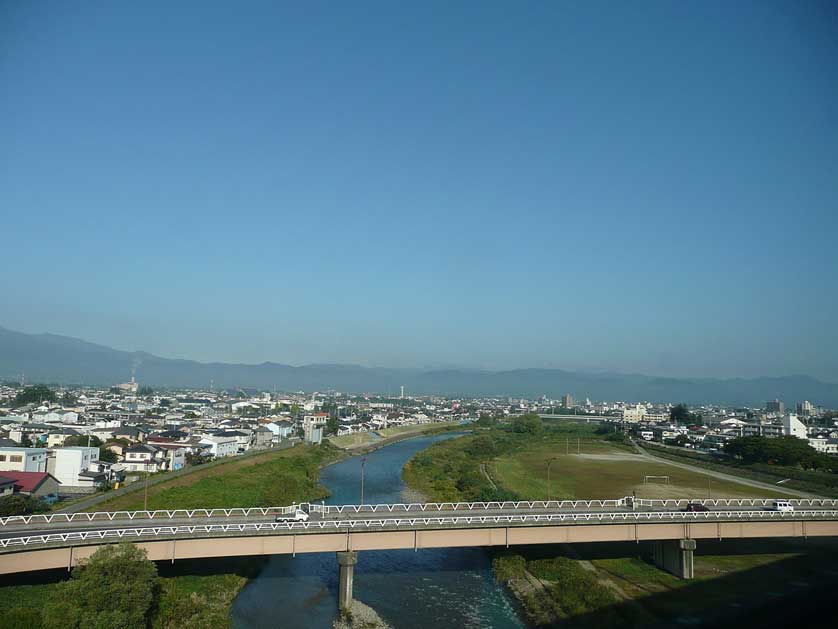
[493,553,527,583]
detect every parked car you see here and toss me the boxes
[683,502,710,513]
[772,500,794,513]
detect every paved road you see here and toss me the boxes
[4,503,838,543]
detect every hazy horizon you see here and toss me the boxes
[2,2,836,381]
[2,323,836,385]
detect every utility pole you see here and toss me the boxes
[143,460,150,511]
[577,438,580,454]
[360,457,367,506]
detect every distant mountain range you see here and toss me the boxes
[1,326,836,407]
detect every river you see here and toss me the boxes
[230,433,525,628]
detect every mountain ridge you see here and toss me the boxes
[1,326,836,406]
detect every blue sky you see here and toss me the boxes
[1,1,836,380]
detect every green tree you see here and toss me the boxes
[11,384,57,408]
[61,392,78,406]
[724,435,826,469]
[64,435,103,448]
[466,435,497,458]
[43,543,158,629]
[512,413,543,434]
[670,404,691,423]
[476,413,497,428]
[326,416,340,435]
[20,433,33,448]
[98,448,118,463]
[0,494,47,517]
[185,451,209,466]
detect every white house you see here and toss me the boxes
[782,413,807,439]
[199,435,238,458]
[123,444,168,473]
[265,421,294,440]
[48,446,101,487]
[808,436,838,455]
[0,447,49,472]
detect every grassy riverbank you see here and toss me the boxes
[403,422,780,502]
[88,442,344,511]
[328,421,464,452]
[402,418,832,626]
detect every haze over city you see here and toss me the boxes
[2,1,837,381]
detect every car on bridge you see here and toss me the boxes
[683,502,710,513]
[275,503,311,522]
[772,500,794,513]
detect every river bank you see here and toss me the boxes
[398,418,838,627]
[231,431,523,628]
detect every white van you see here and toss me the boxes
[772,500,794,513]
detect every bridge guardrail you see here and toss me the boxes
[4,498,838,526]
[2,509,837,550]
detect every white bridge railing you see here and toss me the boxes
[3,498,838,527]
[1,509,836,549]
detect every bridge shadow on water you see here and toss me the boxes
[509,536,838,629]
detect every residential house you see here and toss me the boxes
[46,427,82,448]
[150,443,186,470]
[217,430,252,453]
[199,435,237,458]
[0,447,49,472]
[2,472,61,503]
[252,425,273,449]
[0,476,15,497]
[47,447,100,487]
[265,421,294,441]
[113,426,148,443]
[123,444,168,473]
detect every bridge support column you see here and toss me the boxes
[651,539,695,579]
[336,551,358,612]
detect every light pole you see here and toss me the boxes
[360,457,368,506]
[546,457,558,503]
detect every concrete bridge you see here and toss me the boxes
[3,497,838,611]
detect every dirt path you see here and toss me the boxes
[479,463,497,490]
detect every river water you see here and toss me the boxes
[230,433,524,628]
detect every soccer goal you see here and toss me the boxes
[643,475,670,485]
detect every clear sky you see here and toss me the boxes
[1,1,837,381]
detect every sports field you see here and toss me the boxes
[492,439,781,500]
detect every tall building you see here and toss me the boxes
[765,399,785,414]
[562,394,574,408]
[796,400,814,417]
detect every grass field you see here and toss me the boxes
[89,443,342,511]
[492,439,781,500]
[377,423,447,438]
[328,431,380,449]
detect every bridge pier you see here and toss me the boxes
[651,539,695,579]
[336,550,358,612]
